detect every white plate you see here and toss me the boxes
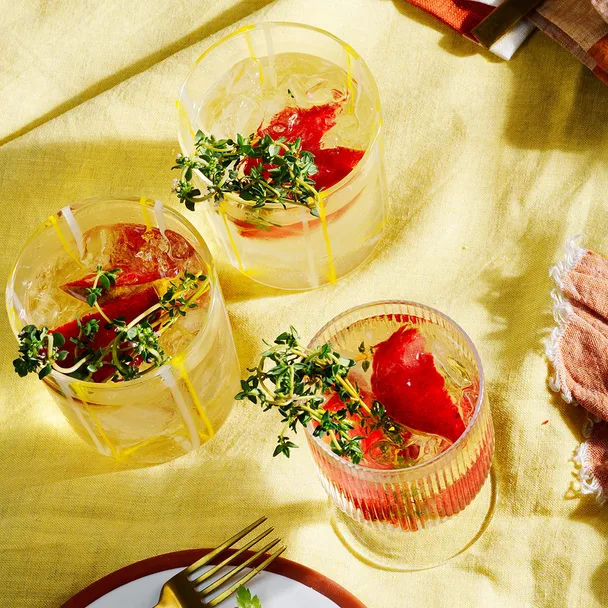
[88,566,340,607]
[64,549,366,608]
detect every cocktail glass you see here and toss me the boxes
[178,22,386,290]
[305,301,495,570]
[6,196,240,465]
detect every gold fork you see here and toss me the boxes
[153,517,285,607]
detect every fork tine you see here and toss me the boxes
[200,538,281,596]
[205,545,286,607]
[184,517,267,575]
[192,527,274,585]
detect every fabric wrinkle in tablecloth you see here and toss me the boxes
[1,1,608,607]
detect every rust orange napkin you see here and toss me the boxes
[405,0,493,40]
[403,0,608,83]
[547,238,608,504]
[404,0,534,58]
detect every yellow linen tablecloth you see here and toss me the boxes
[1,1,607,606]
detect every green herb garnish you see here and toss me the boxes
[13,272,208,383]
[70,318,100,351]
[172,130,321,217]
[236,586,262,608]
[357,340,376,372]
[13,325,68,379]
[160,270,203,318]
[236,327,399,465]
[85,266,120,307]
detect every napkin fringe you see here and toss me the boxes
[573,417,606,505]
[545,236,587,404]
[548,235,586,290]
[546,236,607,506]
[545,289,574,403]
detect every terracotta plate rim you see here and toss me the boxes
[61,548,368,608]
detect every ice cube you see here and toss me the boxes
[459,383,479,426]
[217,94,263,138]
[159,293,210,356]
[423,325,473,390]
[227,58,264,97]
[282,73,313,107]
[82,223,201,279]
[304,78,337,106]
[362,427,449,469]
[27,252,91,328]
[322,113,359,148]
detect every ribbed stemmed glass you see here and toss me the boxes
[305,301,495,570]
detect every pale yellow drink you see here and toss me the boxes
[6,197,240,464]
[178,23,387,290]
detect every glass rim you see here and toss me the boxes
[304,299,486,475]
[6,195,220,388]
[178,20,383,205]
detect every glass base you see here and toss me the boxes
[330,469,497,571]
[228,230,382,292]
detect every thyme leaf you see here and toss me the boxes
[85,266,120,307]
[172,130,321,215]
[13,273,209,383]
[236,327,397,465]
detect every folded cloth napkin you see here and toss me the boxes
[404,0,608,82]
[546,237,608,505]
[528,0,608,84]
[405,0,535,59]
[474,0,537,59]
[594,0,608,22]
[574,417,608,503]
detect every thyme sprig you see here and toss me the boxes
[172,130,321,216]
[73,318,100,346]
[236,327,392,465]
[13,326,68,379]
[13,272,208,383]
[84,266,121,324]
[86,266,120,307]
